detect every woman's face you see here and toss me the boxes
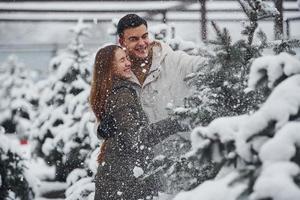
[113,48,132,79]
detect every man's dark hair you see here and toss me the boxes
[117,14,148,37]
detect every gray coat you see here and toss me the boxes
[94,78,182,200]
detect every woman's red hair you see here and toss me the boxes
[89,45,121,163]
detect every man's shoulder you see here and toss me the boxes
[151,40,173,62]
[151,40,171,52]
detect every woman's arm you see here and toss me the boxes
[97,114,117,139]
[108,88,183,150]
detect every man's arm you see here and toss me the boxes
[162,42,207,78]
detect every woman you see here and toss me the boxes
[90,45,183,200]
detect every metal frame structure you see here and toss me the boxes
[0,0,299,40]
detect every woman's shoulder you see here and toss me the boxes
[113,78,135,92]
[109,79,138,106]
[112,78,136,95]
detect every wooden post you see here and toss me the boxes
[162,10,167,24]
[199,0,207,42]
[274,0,283,40]
[286,19,290,39]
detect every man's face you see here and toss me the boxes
[119,24,150,59]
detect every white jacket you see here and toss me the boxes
[129,41,206,123]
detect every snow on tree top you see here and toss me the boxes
[0,127,22,156]
[70,18,91,37]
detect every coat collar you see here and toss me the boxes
[112,77,135,92]
[129,41,168,88]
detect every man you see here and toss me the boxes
[117,14,206,123]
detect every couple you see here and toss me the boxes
[90,14,205,200]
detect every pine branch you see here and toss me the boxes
[237,0,252,19]
[211,21,223,43]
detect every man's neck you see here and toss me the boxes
[130,50,153,85]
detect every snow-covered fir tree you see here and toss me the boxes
[174,51,300,200]
[0,55,38,137]
[64,148,98,200]
[147,0,300,194]
[0,127,36,200]
[61,1,300,198]
[30,20,96,182]
[174,0,280,127]
[149,23,212,57]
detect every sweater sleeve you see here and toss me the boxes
[96,114,117,139]
[162,42,207,79]
[110,88,183,150]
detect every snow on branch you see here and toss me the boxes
[246,52,300,91]
[191,115,248,146]
[237,74,300,161]
[238,0,279,20]
[174,171,247,200]
[0,127,21,155]
[251,123,300,199]
[189,73,300,163]
[259,122,300,162]
[251,162,300,200]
